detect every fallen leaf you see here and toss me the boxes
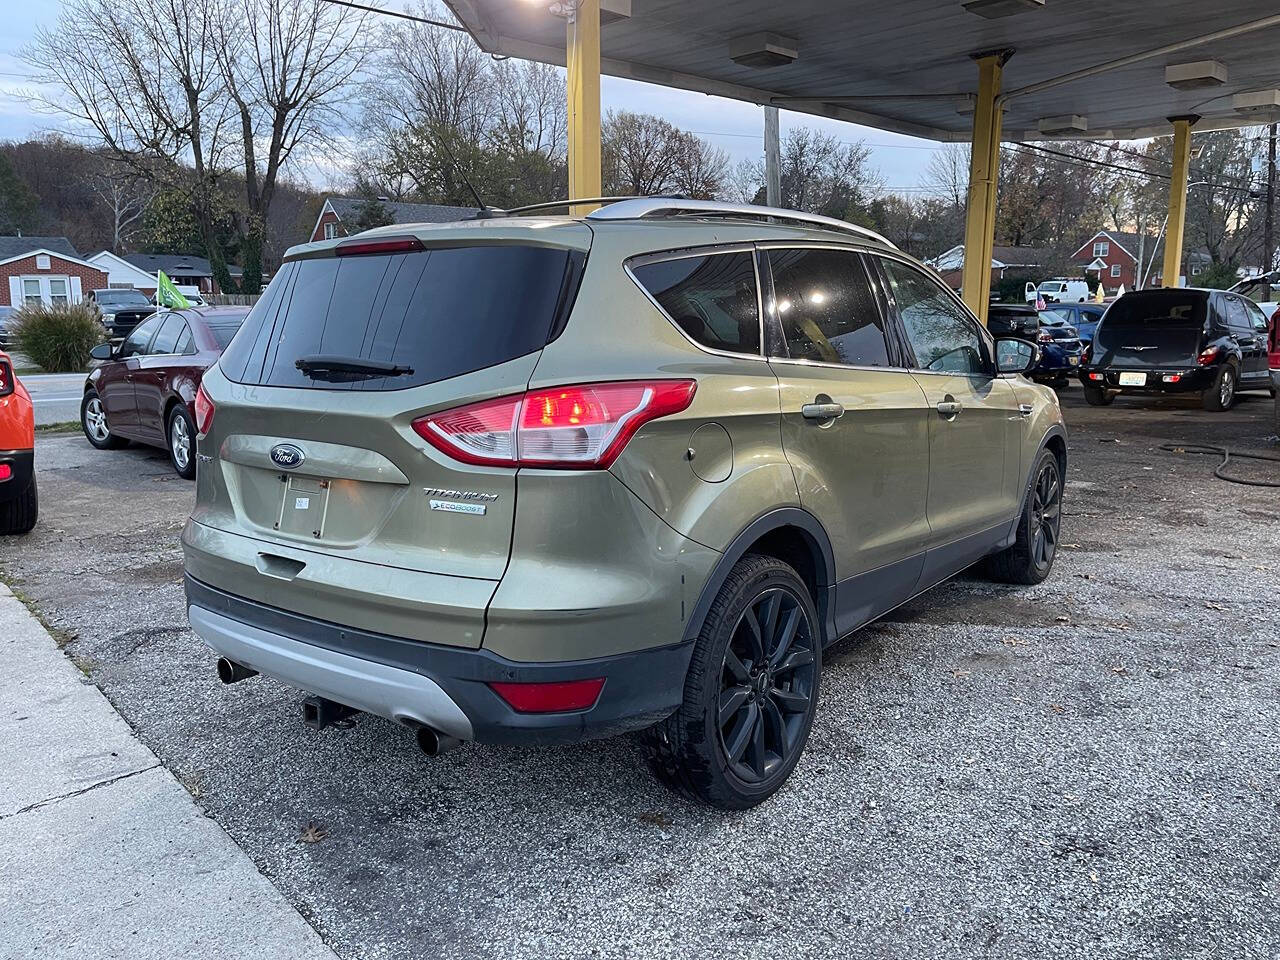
[1111,665,1127,675]
[1089,870,1099,884]
[1050,704,1065,714]
[638,810,673,828]
[298,823,327,844]
[951,669,971,679]
[1055,615,1071,623]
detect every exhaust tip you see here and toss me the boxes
[217,658,257,684]
[415,726,462,757]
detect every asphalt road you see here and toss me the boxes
[18,372,85,427]
[2,385,1278,960]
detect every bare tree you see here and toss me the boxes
[728,158,765,204]
[670,133,729,200]
[922,143,969,210]
[214,0,370,290]
[90,161,153,253]
[24,0,238,287]
[602,110,683,196]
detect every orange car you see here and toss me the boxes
[0,351,36,535]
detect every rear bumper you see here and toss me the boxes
[1033,344,1084,375]
[0,449,33,502]
[1078,366,1215,394]
[185,575,693,745]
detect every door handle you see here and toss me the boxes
[1018,403,1034,417]
[935,400,963,418]
[801,401,844,421]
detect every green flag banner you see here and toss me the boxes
[156,270,191,309]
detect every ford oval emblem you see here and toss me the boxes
[270,443,306,470]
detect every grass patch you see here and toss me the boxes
[14,366,43,376]
[36,420,82,434]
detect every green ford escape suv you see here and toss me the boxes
[183,198,1066,809]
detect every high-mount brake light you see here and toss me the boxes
[334,237,425,257]
[412,380,697,469]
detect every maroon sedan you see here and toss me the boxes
[82,307,249,478]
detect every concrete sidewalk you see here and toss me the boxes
[0,583,339,960]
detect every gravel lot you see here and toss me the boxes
[4,387,1279,960]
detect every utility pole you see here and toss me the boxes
[1265,122,1276,273]
[764,105,781,207]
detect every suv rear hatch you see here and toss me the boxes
[187,225,590,645]
[1092,292,1207,367]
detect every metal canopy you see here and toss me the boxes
[444,0,1280,141]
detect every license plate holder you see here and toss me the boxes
[1118,371,1147,386]
[1068,355,1080,366]
[276,476,330,538]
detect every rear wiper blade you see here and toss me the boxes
[295,355,414,382]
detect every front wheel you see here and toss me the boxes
[642,554,822,809]
[167,405,196,479]
[1202,363,1236,412]
[985,448,1063,585]
[81,389,127,449]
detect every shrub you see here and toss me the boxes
[9,301,107,372]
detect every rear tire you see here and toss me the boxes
[166,405,196,479]
[642,554,822,810]
[81,389,127,449]
[1202,363,1237,412]
[0,474,37,535]
[1083,384,1114,406]
[985,448,1062,586]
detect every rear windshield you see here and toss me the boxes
[207,320,245,350]
[1100,293,1206,329]
[97,290,151,304]
[219,245,579,390]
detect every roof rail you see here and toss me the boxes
[585,197,897,249]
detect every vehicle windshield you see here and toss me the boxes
[96,290,151,305]
[1039,309,1071,325]
[1038,282,1065,293]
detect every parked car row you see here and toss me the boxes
[988,302,1084,388]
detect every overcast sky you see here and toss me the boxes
[0,0,947,194]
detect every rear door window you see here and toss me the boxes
[150,313,186,355]
[221,246,579,391]
[766,248,890,367]
[630,252,761,355]
[118,313,164,359]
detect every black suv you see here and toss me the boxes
[1079,288,1273,411]
[88,288,158,338]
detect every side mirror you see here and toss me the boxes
[89,342,115,361]
[995,337,1038,375]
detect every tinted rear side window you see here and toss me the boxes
[631,252,760,355]
[767,248,889,366]
[221,246,576,390]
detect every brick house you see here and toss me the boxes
[309,197,477,243]
[1069,230,1213,293]
[0,237,108,307]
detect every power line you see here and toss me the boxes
[318,0,465,32]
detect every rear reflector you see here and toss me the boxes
[334,236,425,257]
[194,384,215,436]
[489,678,606,713]
[0,463,10,482]
[413,380,697,469]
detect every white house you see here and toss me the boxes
[86,250,160,296]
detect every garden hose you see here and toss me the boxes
[1158,442,1280,488]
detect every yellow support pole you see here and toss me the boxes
[567,0,601,215]
[1162,116,1197,288]
[960,51,1008,325]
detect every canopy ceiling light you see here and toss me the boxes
[729,32,799,69]
[961,0,1045,20]
[1233,89,1280,114]
[1164,60,1228,90]
[1037,114,1088,135]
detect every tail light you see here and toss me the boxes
[1197,346,1220,366]
[489,678,606,713]
[1081,344,1092,364]
[0,359,12,398]
[413,380,697,469]
[0,463,10,482]
[193,384,216,435]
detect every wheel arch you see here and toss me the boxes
[1002,424,1068,549]
[683,508,837,647]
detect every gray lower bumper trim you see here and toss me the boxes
[188,604,474,740]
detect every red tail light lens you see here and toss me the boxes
[0,463,10,482]
[193,384,215,435]
[412,380,697,469]
[1197,346,1220,366]
[489,678,606,713]
[0,359,12,398]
